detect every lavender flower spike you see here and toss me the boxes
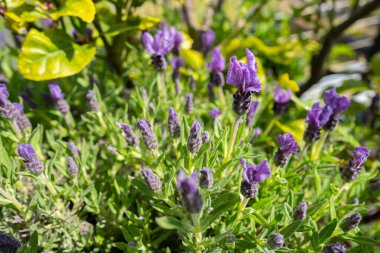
[177,171,202,213]
[17,144,44,174]
[185,93,193,114]
[171,56,185,93]
[341,213,362,231]
[323,87,350,130]
[13,103,32,129]
[303,102,332,143]
[136,119,158,150]
[142,168,162,192]
[323,243,346,253]
[86,90,99,111]
[341,146,370,182]
[67,156,78,176]
[119,123,139,146]
[240,158,271,198]
[48,83,70,114]
[246,101,259,127]
[209,108,222,121]
[267,233,284,249]
[201,30,215,48]
[68,141,79,157]
[187,120,203,153]
[274,133,298,167]
[228,49,261,115]
[199,168,213,189]
[273,86,292,116]
[207,48,225,87]
[168,107,180,138]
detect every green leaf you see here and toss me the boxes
[50,0,96,23]
[29,230,38,253]
[18,29,96,81]
[342,235,380,246]
[156,216,192,234]
[318,219,337,244]
[281,220,302,239]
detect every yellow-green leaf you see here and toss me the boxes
[50,0,96,23]
[279,73,300,92]
[181,49,204,70]
[18,29,96,81]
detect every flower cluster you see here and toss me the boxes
[240,158,271,198]
[274,133,298,167]
[177,171,202,213]
[340,146,370,182]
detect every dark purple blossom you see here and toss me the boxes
[341,146,370,182]
[294,202,307,220]
[323,243,346,253]
[240,158,271,198]
[168,107,180,138]
[267,233,284,249]
[171,56,185,69]
[341,213,362,231]
[209,108,222,120]
[177,170,202,213]
[17,144,44,174]
[0,234,20,253]
[227,49,261,93]
[136,119,158,150]
[304,103,332,143]
[274,86,292,104]
[274,133,298,167]
[199,168,213,189]
[246,101,259,127]
[142,168,162,192]
[187,120,203,153]
[323,87,350,130]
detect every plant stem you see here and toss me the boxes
[217,86,226,106]
[311,131,329,161]
[232,197,249,229]
[191,213,202,253]
[225,116,241,162]
[158,72,167,99]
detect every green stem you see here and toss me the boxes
[225,116,241,162]
[311,131,329,161]
[158,72,167,99]
[191,213,202,253]
[233,197,249,229]
[217,86,226,106]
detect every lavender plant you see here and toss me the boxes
[0,2,379,253]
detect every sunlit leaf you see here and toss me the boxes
[50,0,96,23]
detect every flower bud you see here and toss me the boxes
[142,169,162,192]
[86,90,99,111]
[240,180,259,199]
[226,234,236,244]
[17,144,44,174]
[67,156,78,176]
[118,123,139,146]
[0,234,21,253]
[199,168,213,189]
[68,141,79,157]
[168,108,180,138]
[187,120,203,153]
[185,93,194,114]
[136,119,158,150]
[151,55,167,71]
[267,233,284,249]
[294,202,307,220]
[177,171,203,213]
[341,213,362,231]
[323,242,346,253]
[202,131,210,144]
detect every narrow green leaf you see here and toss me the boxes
[281,220,302,239]
[318,219,338,244]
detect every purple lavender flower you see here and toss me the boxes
[136,119,158,150]
[17,144,44,174]
[68,141,79,157]
[240,158,271,198]
[142,23,174,71]
[202,131,210,144]
[303,103,332,143]
[341,146,370,182]
[246,101,259,127]
[207,48,225,87]
[0,234,21,253]
[227,49,261,93]
[294,202,307,220]
[12,103,31,129]
[323,242,346,253]
[67,156,78,176]
[201,30,215,52]
[86,90,99,111]
[0,83,9,97]
[48,83,70,114]
[171,56,185,93]
[228,49,261,115]
[168,107,180,138]
[273,86,292,116]
[107,146,117,155]
[274,133,298,167]
[209,108,222,121]
[142,168,162,192]
[187,120,203,153]
[253,128,261,138]
[177,170,202,213]
[0,87,18,120]
[267,233,284,249]
[341,213,362,231]
[185,93,193,114]
[172,30,183,56]
[199,168,213,189]
[323,88,350,130]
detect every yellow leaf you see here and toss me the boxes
[50,0,96,23]
[279,73,299,92]
[181,49,204,70]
